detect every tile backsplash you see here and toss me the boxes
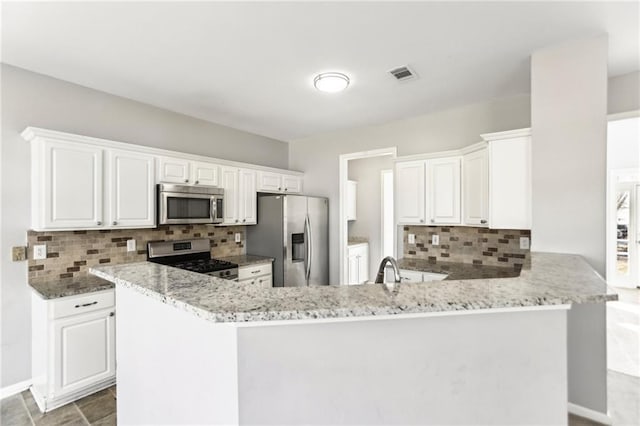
[27,225,245,283]
[403,226,531,269]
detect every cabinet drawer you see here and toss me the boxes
[238,263,272,280]
[52,290,115,319]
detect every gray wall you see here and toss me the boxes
[290,95,533,284]
[608,71,640,115]
[531,36,608,413]
[348,156,395,279]
[0,64,289,388]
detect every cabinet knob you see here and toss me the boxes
[284,188,288,191]
[195,180,199,185]
[278,187,282,191]
[96,221,102,225]
[242,219,246,223]
[480,219,487,224]
[430,219,435,223]
[112,221,117,225]
[184,179,189,183]
[235,219,239,223]
[109,312,115,317]
[419,219,424,223]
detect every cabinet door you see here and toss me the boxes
[158,156,190,184]
[347,253,359,285]
[239,169,257,224]
[192,161,219,187]
[429,157,461,224]
[488,137,531,229]
[256,275,272,289]
[347,180,357,221]
[43,141,103,229]
[357,245,369,283]
[282,175,302,193]
[463,149,489,226]
[220,167,239,224]
[109,150,155,228]
[257,171,282,192]
[395,161,426,224]
[53,309,115,397]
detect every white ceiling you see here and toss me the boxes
[2,1,638,141]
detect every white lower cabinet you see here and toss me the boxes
[347,243,369,285]
[31,290,116,413]
[238,262,273,288]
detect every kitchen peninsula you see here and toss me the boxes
[91,253,615,425]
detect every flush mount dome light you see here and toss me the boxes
[313,72,350,93]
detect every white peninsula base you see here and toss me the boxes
[116,285,569,425]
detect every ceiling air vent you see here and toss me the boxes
[388,65,417,82]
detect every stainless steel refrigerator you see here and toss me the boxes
[246,195,329,287]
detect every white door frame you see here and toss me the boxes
[339,147,397,285]
[380,169,394,261]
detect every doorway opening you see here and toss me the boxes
[339,148,397,285]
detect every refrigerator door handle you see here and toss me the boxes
[305,215,312,281]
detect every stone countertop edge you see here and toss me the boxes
[216,254,275,267]
[89,252,618,324]
[29,275,114,300]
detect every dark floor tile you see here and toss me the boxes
[75,391,116,424]
[568,413,605,426]
[21,390,43,422]
[90,412,116,426]
[32,402,85,426]
[0,394,33,426]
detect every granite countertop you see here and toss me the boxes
[397,258,522,280]
[217,254,274,267]
[29,275,114,299]
[90,252,617,323]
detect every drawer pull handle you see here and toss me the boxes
[75,301,98,308]
[251,270,260,274]
[109,312,115,317]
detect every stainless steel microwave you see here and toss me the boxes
[158,184,224,225]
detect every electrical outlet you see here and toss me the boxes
[235,233,241,243]
[408,234,415,244]
[127,239,136,252]
[432,235,440,246]
[33,244,47,260]
[520,237,530,250]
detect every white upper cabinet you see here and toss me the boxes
[395,161,426,225]
[429,157,461,225]
[239,169,257,225]
[483,129,531,230]
[192,161,219,186]
[158,156,219,187]
[35,140,104,230]
[109,150,155,228]
[346,180,357,221]
[257,171,303,194]
[157,156,191,184]
[463,147,489,226]
[221,167,257,225]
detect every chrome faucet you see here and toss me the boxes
[375,256,401,285]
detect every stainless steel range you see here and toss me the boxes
[147,239,238,281]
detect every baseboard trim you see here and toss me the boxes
[0,379,31,399]
[568,402,612,425]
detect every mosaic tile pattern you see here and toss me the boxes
[27,225,246,283]
[403,226,531,269]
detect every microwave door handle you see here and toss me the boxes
[210,198,217,222]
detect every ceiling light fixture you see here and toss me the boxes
[313,72,350,93]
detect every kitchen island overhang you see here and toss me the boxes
[91,252,615,425]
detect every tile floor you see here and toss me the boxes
[0,386,115,426]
